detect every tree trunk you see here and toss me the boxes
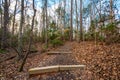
[18,0,24,60]
[63,0,66,40]
[110,0,114,23]
[19,0,36,72]
[75,0,78,41]
[0,3,2,29]
[45,0,48,47]
[79,0,83,42]
[11,0,17,45]
[42,8,45,43]
[90,2,93,24]
[70,0,73,41]
[1,0,9,49]
[0,2,3,48]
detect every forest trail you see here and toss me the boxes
[39,42,78,66]
[29,42,86,80]
[1,0,119,80]
[1,42,119,80]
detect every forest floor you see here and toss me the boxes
[0,41,120,80]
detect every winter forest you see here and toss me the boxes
[0,0,120,80]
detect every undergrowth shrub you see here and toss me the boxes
[0,49,7,54]
[103,23,120,44]
[50,39,63,47]
[98,35,105,42]
[11,34,18,47]
[63,28,70,40]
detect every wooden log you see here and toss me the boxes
[29,65,85,75]
[47,51,72,55]
[29,65,59,75]
[59,65,85,71]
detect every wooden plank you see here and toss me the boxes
[29,65,59,75]
[47,51,72,55]
[60,65,85,71]
[29,65,85,75]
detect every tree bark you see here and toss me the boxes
[70,0,73,41]
[75,0,78,41]
[79,0,83,42]
[0,3,2,29]
[110,0,114,23]
[63,0,66,35]
[45,0,48,47]
[0,2,3,49]
[1,0,9,49]
[18,0,24,60]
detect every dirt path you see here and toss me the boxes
[30,42,84,80]
[0,42,85,80]
[1,42,119,80]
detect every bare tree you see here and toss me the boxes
[0,1,3,29]
[79,0,83,42]
[11,0,17,45]
[110,0,114,22]
[19,0,36,72]
[1,0,9,49]
[45,0,48,47]
[18,0,24,59]
[70,0,73,41]
[75,0,78,41]
[63,0,66,41]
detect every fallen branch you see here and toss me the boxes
[0,55,16,63]
[23,50,38,53]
